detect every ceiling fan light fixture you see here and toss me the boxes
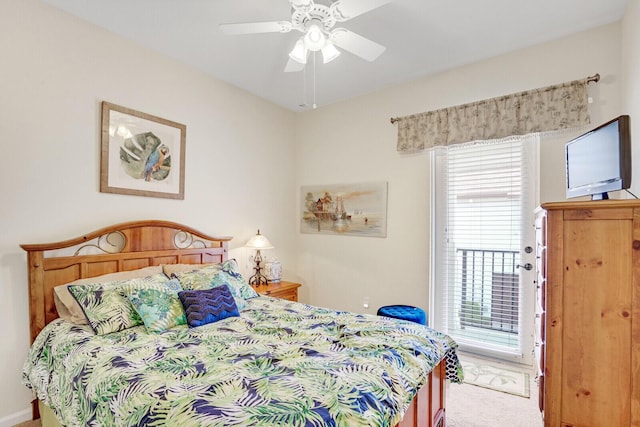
[304,21,326,51]
[289,38,307,64]
[321,42,340,63]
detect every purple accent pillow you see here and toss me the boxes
[178,285,239,327]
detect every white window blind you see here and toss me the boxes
[432,135,537,360]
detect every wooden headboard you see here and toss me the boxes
[21,220,231,344]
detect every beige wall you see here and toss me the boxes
[622,0,640,194]
[294,23,623,317]
[0,0,296,423]
[2,0,638,424]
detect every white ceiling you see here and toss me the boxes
[42,0,629,111]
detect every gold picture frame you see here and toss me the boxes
[100,101,186,200]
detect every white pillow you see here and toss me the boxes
[53,266,163,325]
[161,263,215,276]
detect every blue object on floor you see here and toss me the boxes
[377,305,427,326]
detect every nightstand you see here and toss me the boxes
[254,280,301,302]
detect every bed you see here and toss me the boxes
[21,220,462,427]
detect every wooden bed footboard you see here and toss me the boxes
[397,359,446,427]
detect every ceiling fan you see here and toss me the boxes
[220,0,392,72]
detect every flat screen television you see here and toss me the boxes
[565,115,631,200]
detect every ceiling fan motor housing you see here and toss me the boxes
[291,2,336,33]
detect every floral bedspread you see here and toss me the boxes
[24,297,462,427]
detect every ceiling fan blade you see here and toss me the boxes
[331,28,386,62]
[284,58,306,73]
[331,0,392,21]
[220,21,292,35]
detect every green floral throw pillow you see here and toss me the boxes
[172,259,256,310]
[68,273,169,335]
[220,259,259,300]
[123,278,186,334]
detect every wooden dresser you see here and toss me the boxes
[535,200,640,427]
[254,280,301,302]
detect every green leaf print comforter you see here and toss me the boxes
[24,297,462,427]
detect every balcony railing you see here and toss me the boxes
[457,248,519,334]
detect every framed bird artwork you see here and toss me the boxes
[100,101,186,199]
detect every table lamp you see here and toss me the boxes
[245,229,273,286]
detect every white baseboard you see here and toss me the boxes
[0,407,32,427]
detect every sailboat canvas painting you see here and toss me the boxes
[300,182,388,237]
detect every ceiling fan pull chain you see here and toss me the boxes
[302,62,308,107]
[313,52,317,109]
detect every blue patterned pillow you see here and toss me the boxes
[68,273,169,335]
[172,260,255,310]
[178,285,239,327]
[123,278,186,334]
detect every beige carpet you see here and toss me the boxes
[447,381,542,427]
[13,421,40,427]
[447,355,542,427]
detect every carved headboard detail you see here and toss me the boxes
[21,220,231,343]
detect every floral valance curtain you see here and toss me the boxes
[395,78,591,153]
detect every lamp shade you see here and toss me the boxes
[289,38,307,64]
[321,42,340,64]
[245,230,274,250]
